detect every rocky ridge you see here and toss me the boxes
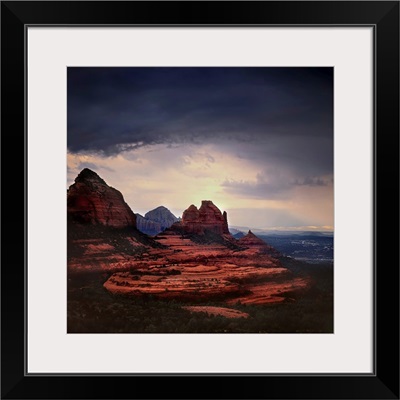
[239,230,281,257]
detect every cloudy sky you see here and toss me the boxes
[67,67,333,231]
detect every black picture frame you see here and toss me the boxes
[1,1,399,399]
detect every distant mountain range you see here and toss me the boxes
[136,206,179,236]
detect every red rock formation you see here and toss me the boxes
[67,168,136,228]
[182,204,200,223]
[238,230,268,246]
[101,233,307,305]
[238,230,280,256]
[178,200,230,235]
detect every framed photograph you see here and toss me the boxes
[2,1,399,399]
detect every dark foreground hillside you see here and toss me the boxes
[67,257,333,334]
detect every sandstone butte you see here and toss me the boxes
[67,169,309,314]
[169,200,230,235]
[67,168,136,228]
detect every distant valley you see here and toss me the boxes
[228,228,333,264]
[257,234,333,263]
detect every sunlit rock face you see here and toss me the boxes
[176,200,230,235]
[67,168,136,228]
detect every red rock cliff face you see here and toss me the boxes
[238,230,267,247]
[238,230,280,256]
[67,168,136,228]
[180,200,229,235]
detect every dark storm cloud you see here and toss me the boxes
[77,162,114,173]
[67,67,333,172]
[221,170,331,200]
[222,178,292,200]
